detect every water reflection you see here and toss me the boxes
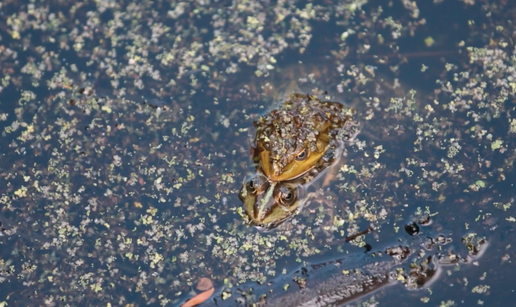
[0,1,515,307]
[208,218,488,307]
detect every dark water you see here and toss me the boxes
[0,1,515,306]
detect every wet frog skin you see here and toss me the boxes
[252,93,358,182]
[241,91,359,230]
[240,131,347,230]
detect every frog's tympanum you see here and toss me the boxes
[240,92,359,230]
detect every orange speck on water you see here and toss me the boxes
[181,287,214,307]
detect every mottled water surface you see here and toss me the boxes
[0,0,515,306]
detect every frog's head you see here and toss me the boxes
[239,173,307,230]
[255,135,330,182]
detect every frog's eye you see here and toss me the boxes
[246,176,262,194]
[277,185,296,207]
[283,191,293,201]
[295,148,308,161]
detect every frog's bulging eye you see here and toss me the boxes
[247,179,255,190]
[246,176,262,194]
[295,148,308,161]
[283,191,293,201]
[278,185,296,207]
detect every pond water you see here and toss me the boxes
[0,1,515,306]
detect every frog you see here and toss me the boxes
[240,145,341,230]
[252,92,358,182]
[240,85,360,229]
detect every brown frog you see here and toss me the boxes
[252,93,357,182]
